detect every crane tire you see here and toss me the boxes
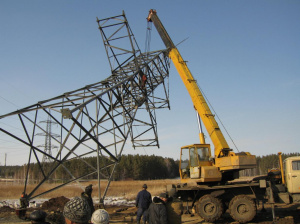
[196,195,223,223]
[229,195,256,223]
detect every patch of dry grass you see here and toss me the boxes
[106,179,180,200]
[0,179,180,200]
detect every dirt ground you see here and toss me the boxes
[0,197,300,224]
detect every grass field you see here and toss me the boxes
[0,179,182,200]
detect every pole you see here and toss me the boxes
[96,99,102,207]
[196,112,205,144]
[278,152,285,184]
[4,153,7,178]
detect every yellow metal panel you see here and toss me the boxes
[215,155,256,171]
[201,166,222,182]
[190,167,200,179]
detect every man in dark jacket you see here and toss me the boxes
[136,184,152,224]
[148,193,168,224]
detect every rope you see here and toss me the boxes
[145,21,152,54]
[197,82,240,152]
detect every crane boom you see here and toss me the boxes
[147,9,256,182]
[147,9,229,158]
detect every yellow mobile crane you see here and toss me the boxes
[147,9,264,223]
[147,9,256,184]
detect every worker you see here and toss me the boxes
[16,192,29,220]
[141,73,147,89]
[148,192,168,224]
[136,184,152,224]
[91,209,110,224]
[29,210,50,224]
[20,192,29,208]
[81,184,95,215]
[139,70,147,89]
[63,196,91,224]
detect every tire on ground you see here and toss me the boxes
[196,195,223,223]
[229,195,256,223]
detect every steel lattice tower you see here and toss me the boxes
[0,11,171,204]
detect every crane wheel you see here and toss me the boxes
[196,195,223,223]
[229,195,256,223]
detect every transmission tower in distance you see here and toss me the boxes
[36,115,59,165]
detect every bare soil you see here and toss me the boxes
[0,197,300,223]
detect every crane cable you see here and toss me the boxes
[144,19,238,152]
[145,21,152,54]
[197,83,240,152]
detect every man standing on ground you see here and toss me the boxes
[148,192,168,224]
[136,184,152,224]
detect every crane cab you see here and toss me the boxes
[284,157,300,194]
[180,144,222,183]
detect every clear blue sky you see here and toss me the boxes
[0,0,299,165]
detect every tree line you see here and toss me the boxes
[239,152,300,177]
[1,152,299,181]
[256,152,300,174]
[0,154,179,181]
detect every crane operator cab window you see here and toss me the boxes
[180,144,211,179]
[180,147,190,179]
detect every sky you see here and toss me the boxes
[0,0,299,165]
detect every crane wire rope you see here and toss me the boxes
[145,20,238,153]
[136,20,152,156]
[197,82,240,152]
[145,21,152,54]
